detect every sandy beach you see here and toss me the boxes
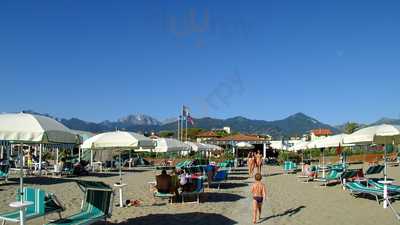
[1,165,399,225]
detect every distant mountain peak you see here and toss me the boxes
[117,114,161,126]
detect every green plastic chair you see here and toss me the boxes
[45,181,113,225]
[0,187,63,225]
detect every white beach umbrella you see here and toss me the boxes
[81,131,155,183]
[343,124,400,145]
[0,113,76,224]
[308,134,350,149]
[236,142,254,149]
[343,124,400,181]
[0,113,77,144]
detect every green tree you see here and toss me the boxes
[215,130,229,137]
[159,130,175,138]
[344,122,360,134]
[183,128,203,140]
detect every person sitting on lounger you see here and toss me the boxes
[170,169,180,197]
[156,170,172,194]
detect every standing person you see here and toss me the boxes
[255,151,263,174]
[247,152,254,177]
[251,173,267,224]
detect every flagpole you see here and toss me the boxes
[177,116,180,141]
[185,116,188,142]
[180,116,184,141]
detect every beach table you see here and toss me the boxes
[114,183,127,208]
[379,180,393,209]
[8,201,33,225]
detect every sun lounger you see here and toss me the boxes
[153,192,175,204]
[0,165,9,183]
[315,169,343,186]
[0,187,64,225]
[368,179,400,193]
[365,165,385,176]
[45,181,113,225]
[297,166,317,182]
[283,161,297,174]
[182,178,204,204]
[345,182,399,204]
[211,169,228,190]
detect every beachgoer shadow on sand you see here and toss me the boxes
[259,206,306,223]
[101,212,236,225]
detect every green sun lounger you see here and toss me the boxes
[283,161,297,174]
[368,179,400,193]
[0,165,9,183]
[315,170,343,186]
[0,187,64,225]
[365,165,385,176]
[344,182,400,204]
[153,192,175,204]
[45,181,113,225]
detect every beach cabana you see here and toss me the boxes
[81,131,155,207]
[0,113,77,225]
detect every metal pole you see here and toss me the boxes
[178,117,180,141]
[38,144,42,176]
[119,152,122,184]
[180,116,184,141]
[78,147,81,162]
[19,144,23,203]
[185,117,188,142]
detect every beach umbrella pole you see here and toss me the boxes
[119,152,122,184]
[19,145,23,203]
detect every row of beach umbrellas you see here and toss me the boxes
[288,124,400,181]
[0,113,224,198]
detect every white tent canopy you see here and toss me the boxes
[343,124,400,145]
[204,143,223,151]
[0,113,77,144]
[153,138,191,153]
[81,131,155,150]
[307,134,350,149]
[186,142,209,152]
[289,141,310,152]
[236,142,254,149]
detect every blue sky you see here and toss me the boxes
[1,0,400,125]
